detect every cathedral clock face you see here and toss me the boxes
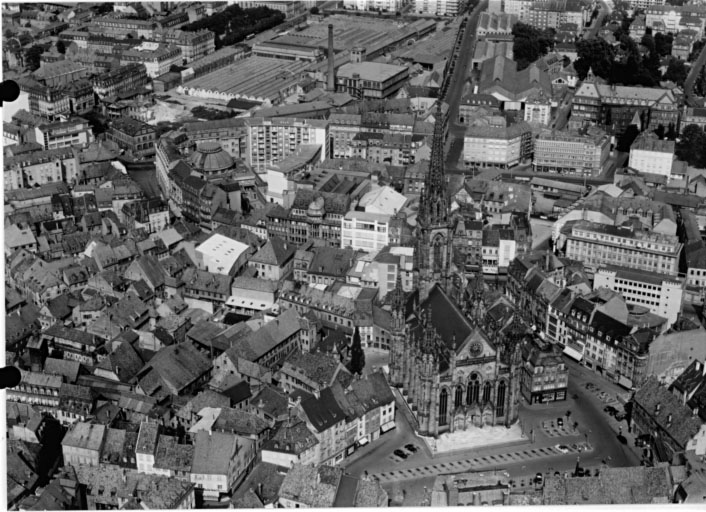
[470,341,482,357]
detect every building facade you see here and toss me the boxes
[533,129,610,175]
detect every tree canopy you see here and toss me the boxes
[676,124,706,168]
[56,39,66,54]
[574,38,615,80]
[24,45,45,71]
[662,57,688,86]
[182,4,285,49]
[511,22,555,71]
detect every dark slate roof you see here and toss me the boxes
[300,387,345,433]
[95,340,144,383]
[418,284,474,353]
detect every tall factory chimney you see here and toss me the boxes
[327,24,335,92]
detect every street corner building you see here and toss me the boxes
[387,105,522,438]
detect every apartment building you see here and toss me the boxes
[120,42,183,79]
[628,0,665,9]
[463,121,533,168]
[564,221,683,276]
[348,132,428,166]
[524,90,552,126]
[504,0,533,20]
[4,147,79,190]
[155,29,215,63]
[343,0,407,10]
[593,265,684,328]
[341,211,392,252]
[246,118,328,173]
[91,16,158,38]
[533,128,610,175]
[527,0,589,31]
[414,0,460,15]
[106,117,157,158]
[34,118,93,150]
[92,64,150,100]
[570,75,681,135]
[628,133,676,179]
[17,78,70,121]
[182,117,248,160]
[336,62,410,99]
[645,4,706,35]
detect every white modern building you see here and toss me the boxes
[246,118,328,173]
[414,0,459,16]
[341,211,392,252]
[344,0,407,11]
[593,265,684,328]
[195,233,250,276]
[628,133,675,179]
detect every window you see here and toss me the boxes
[439,389,448,426]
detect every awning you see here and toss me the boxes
[618,376,633,390]
[563,345,583,362]
[357,437,369,446]
[381,421,396,433]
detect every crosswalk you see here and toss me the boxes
[374,442,593,482]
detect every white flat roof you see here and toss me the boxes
[196,234,249,271]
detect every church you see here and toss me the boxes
[387,104,523,438]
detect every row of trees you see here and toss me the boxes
[181,4,285,49]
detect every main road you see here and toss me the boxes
[443,0,489,171]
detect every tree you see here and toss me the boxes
[349,328,365,375]
[310,6,319,14]
[676,124,706,167]
[654,32,673,57]
[24,45,45,71]
[56,39,66,54]
[574,38,615,80]
[663,58,688,86]
[511,22,555,71]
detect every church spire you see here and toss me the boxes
[419,101,448,227]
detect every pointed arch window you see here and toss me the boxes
[496,380,506,417]
[455,385,463,408]
[433,235,444,272]
[439,388,448,426]
[483,381,492,403]
[467,374,480,404]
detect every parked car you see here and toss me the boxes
[615,412,626,421]
[557,417,564,427]
[534,473,544,485]
[604,406,617,415]
[405,444,418,453]
[393,449,407,459]
[556,444,570,454]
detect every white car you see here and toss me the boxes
[555,444,570,454]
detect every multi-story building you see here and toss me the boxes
[564,221,683,276]
[183,117,249,160]
[33,118,93,150]
[343,0,407,11]
[61,422,106,467]
[570,73,681,135]
[341,212,392,252]
[628,0,665,9]
[120,42,183,79]
[593,265,684,328]
[106,117,157,158]
[155,29,215,63]
[92,64,150,100]
[628,133,676,179]
[328,111,430,159]
[533,128,610,175]
[4,147,79,190]
[681,107,706,133]
[414,0,460,15]
[246,118,328,173]
[17,78,70,121]
[336,61,410,99]
[122,198,171,234]
[463,121,533,168]
[240,1,307,18]
[523,90,552,126]
[504,0,533,20]
[91,16,158,39]
[527,0,589,31]
[476,12,518,38]
[645,4,706,35]
[347,132,428,166]
[6,371,62,413]
[520,338,569,404]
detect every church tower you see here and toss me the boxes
[388,273,407,387]
[416,102,452,302]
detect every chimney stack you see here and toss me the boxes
[327,24,335,92]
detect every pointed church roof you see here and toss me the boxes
[417,284,474,354]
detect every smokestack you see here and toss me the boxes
[327,24,335,92]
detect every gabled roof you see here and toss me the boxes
[249,235,295,267]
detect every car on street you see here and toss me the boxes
[534,473,544,485]
[557,417,564,427]
[604,406,617,415]
[556,444,570,454]
[615,412,626,421]
[393,449,407,459]
[404,444,418,453]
